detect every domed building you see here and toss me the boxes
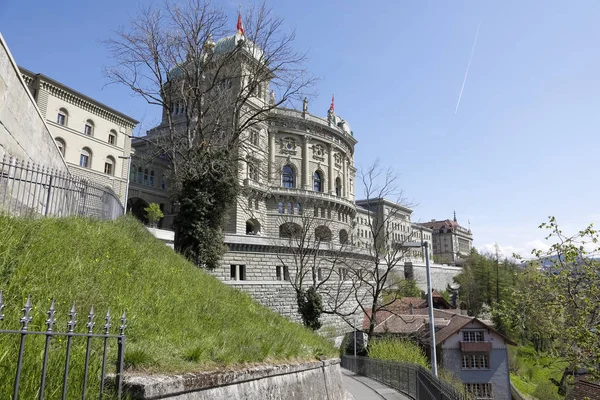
[129,27,462,337]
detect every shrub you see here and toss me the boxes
[368,337,429,368]
[532,381,561,400]
[144,203,164,226]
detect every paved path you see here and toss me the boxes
[341,368,412,400]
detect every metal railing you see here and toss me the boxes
[0,155,124,219]
[341,355,466,400]
[0,291,126,399]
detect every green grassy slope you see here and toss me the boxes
[0,215,335,398]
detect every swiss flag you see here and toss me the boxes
[237,12,245,35]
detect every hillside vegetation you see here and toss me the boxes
[0,215,335,398]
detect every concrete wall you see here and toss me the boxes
[0,33,67,171]
[124,359,346,400]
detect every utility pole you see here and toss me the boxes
[495,242,500,304]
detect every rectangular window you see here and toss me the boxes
[230,265,247,281]
[317,268,323,281]
[84,124,92,136]
[108,134,116,145]
[79,154,89,168]
[463,331,485,342]
[57,113,65,125]
[462,354,489,369]
[104,162,113,175]
[276,266,289,281]
[464,383,493,399]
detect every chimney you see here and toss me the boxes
[409,303,414,315]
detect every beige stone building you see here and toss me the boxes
[20,68,138,203]
[418,214,473,265]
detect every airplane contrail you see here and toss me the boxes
[455,21,482,115]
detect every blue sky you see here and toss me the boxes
[2,1,599,258]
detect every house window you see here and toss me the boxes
[335,177,342,196]
[79,148,92,168]
[282,165,295,188]
[143,169,149,185]
[278,202,284,214]
[84,120,94,136]
[108,131,116,145]
[296,203,301,215]
[462,354,489,369]
[230,265,246,281]
[55,137,66,156]
[149,170,155,186]
[137,167,143,184]
[104,157,115,175]
[464,383,493,399]
[249,130,259,146]
[276,266,289,281]
[463,331,485,342]
[57,108,68,125]
[248,161,259,181]
[130,165,137,181]
[313,170,323,192]
[287,202,293,215]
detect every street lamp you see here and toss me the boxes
[118,155,132,216]
[403,240,438,377]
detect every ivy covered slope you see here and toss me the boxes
[0,215,336,372]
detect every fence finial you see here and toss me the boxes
[87,305,95,334]
[45,298,56,332]
[67,303,77,333]
[120,310,127,335]
[0,290,4,321]
[104,308,112,335]
[20,295,33,331]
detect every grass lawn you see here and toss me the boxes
[0,215,336,398]
[510,346,567,399]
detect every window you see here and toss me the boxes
[143,169,149,185]
[84,120,94,136]
[338,268,348,280]
[315,225,332,242]
[249,130,259,146]
[282,165,295,188]
[57,108,68,125]
[296,203,301,215]
[230,265,246,281]
[287,202,293,215]
[161,173,167,190]
[464,383,493,399]
[278,202,284,214]
[463,331,485,342]
[339,230,348,244]
[276,266,289,281]
[462,354,489,369]
[317,268,323,281]
[313,170,323,192]
[130,165,137,181]
[55,137,66,156]
[149,170,155,186]
[79,148,92,168]
[137,167,143,184]
[104,156,115,175]
[335,177,342,196]
[248,161,259,181]
[279,223,302,239]
[108,130,117,145]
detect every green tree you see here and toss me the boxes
[144,203,164,227]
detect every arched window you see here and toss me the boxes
[279,222,302,239]
[104,156,115,175]
[137,167,143,184]
[57,108,68,126]
[282,165,295,188]
[335,177,342,197]
[108,129,117,145]
[149,170,155,186]
[246,219,261,235]
[339,229,349,244]
[84,119,95,136]
[130,165,137,181]
[278,201,284,214]
[287,202,293,215]
[313,170,323,192]
[315,225,332,242]
[143,169,149,185]
[79,147,92,168]
[296,203,301,215]
[161,173,167,190]
[55,137,66,157]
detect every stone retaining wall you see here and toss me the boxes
[124,359,345,400]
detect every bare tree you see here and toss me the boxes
[104,0,315,264]
[347,160,420,340]
[273,201,359,330]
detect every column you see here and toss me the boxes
[268,130,275,183]
[327,144,333,194]
[343,157,348,198]
[302,136,310,190]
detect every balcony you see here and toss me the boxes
[269,186,356,211]
[460,341,492,352]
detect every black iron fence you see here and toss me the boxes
[0,155,123,219]
[341,355,466,400]
[0,291,126,399]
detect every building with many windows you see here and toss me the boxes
[20,68,138,202]
[417,213,474,265]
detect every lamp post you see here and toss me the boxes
[403,240,438,377]
[118,155,132,216]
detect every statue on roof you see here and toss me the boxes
[302,97,308,116]
[269,90,276,105]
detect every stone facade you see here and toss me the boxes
[18,66,138,203]
[418,215,474,265]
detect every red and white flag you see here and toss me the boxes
[237,11,245,35]
[330,95,335,112]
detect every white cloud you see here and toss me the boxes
[477,243,523,259]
